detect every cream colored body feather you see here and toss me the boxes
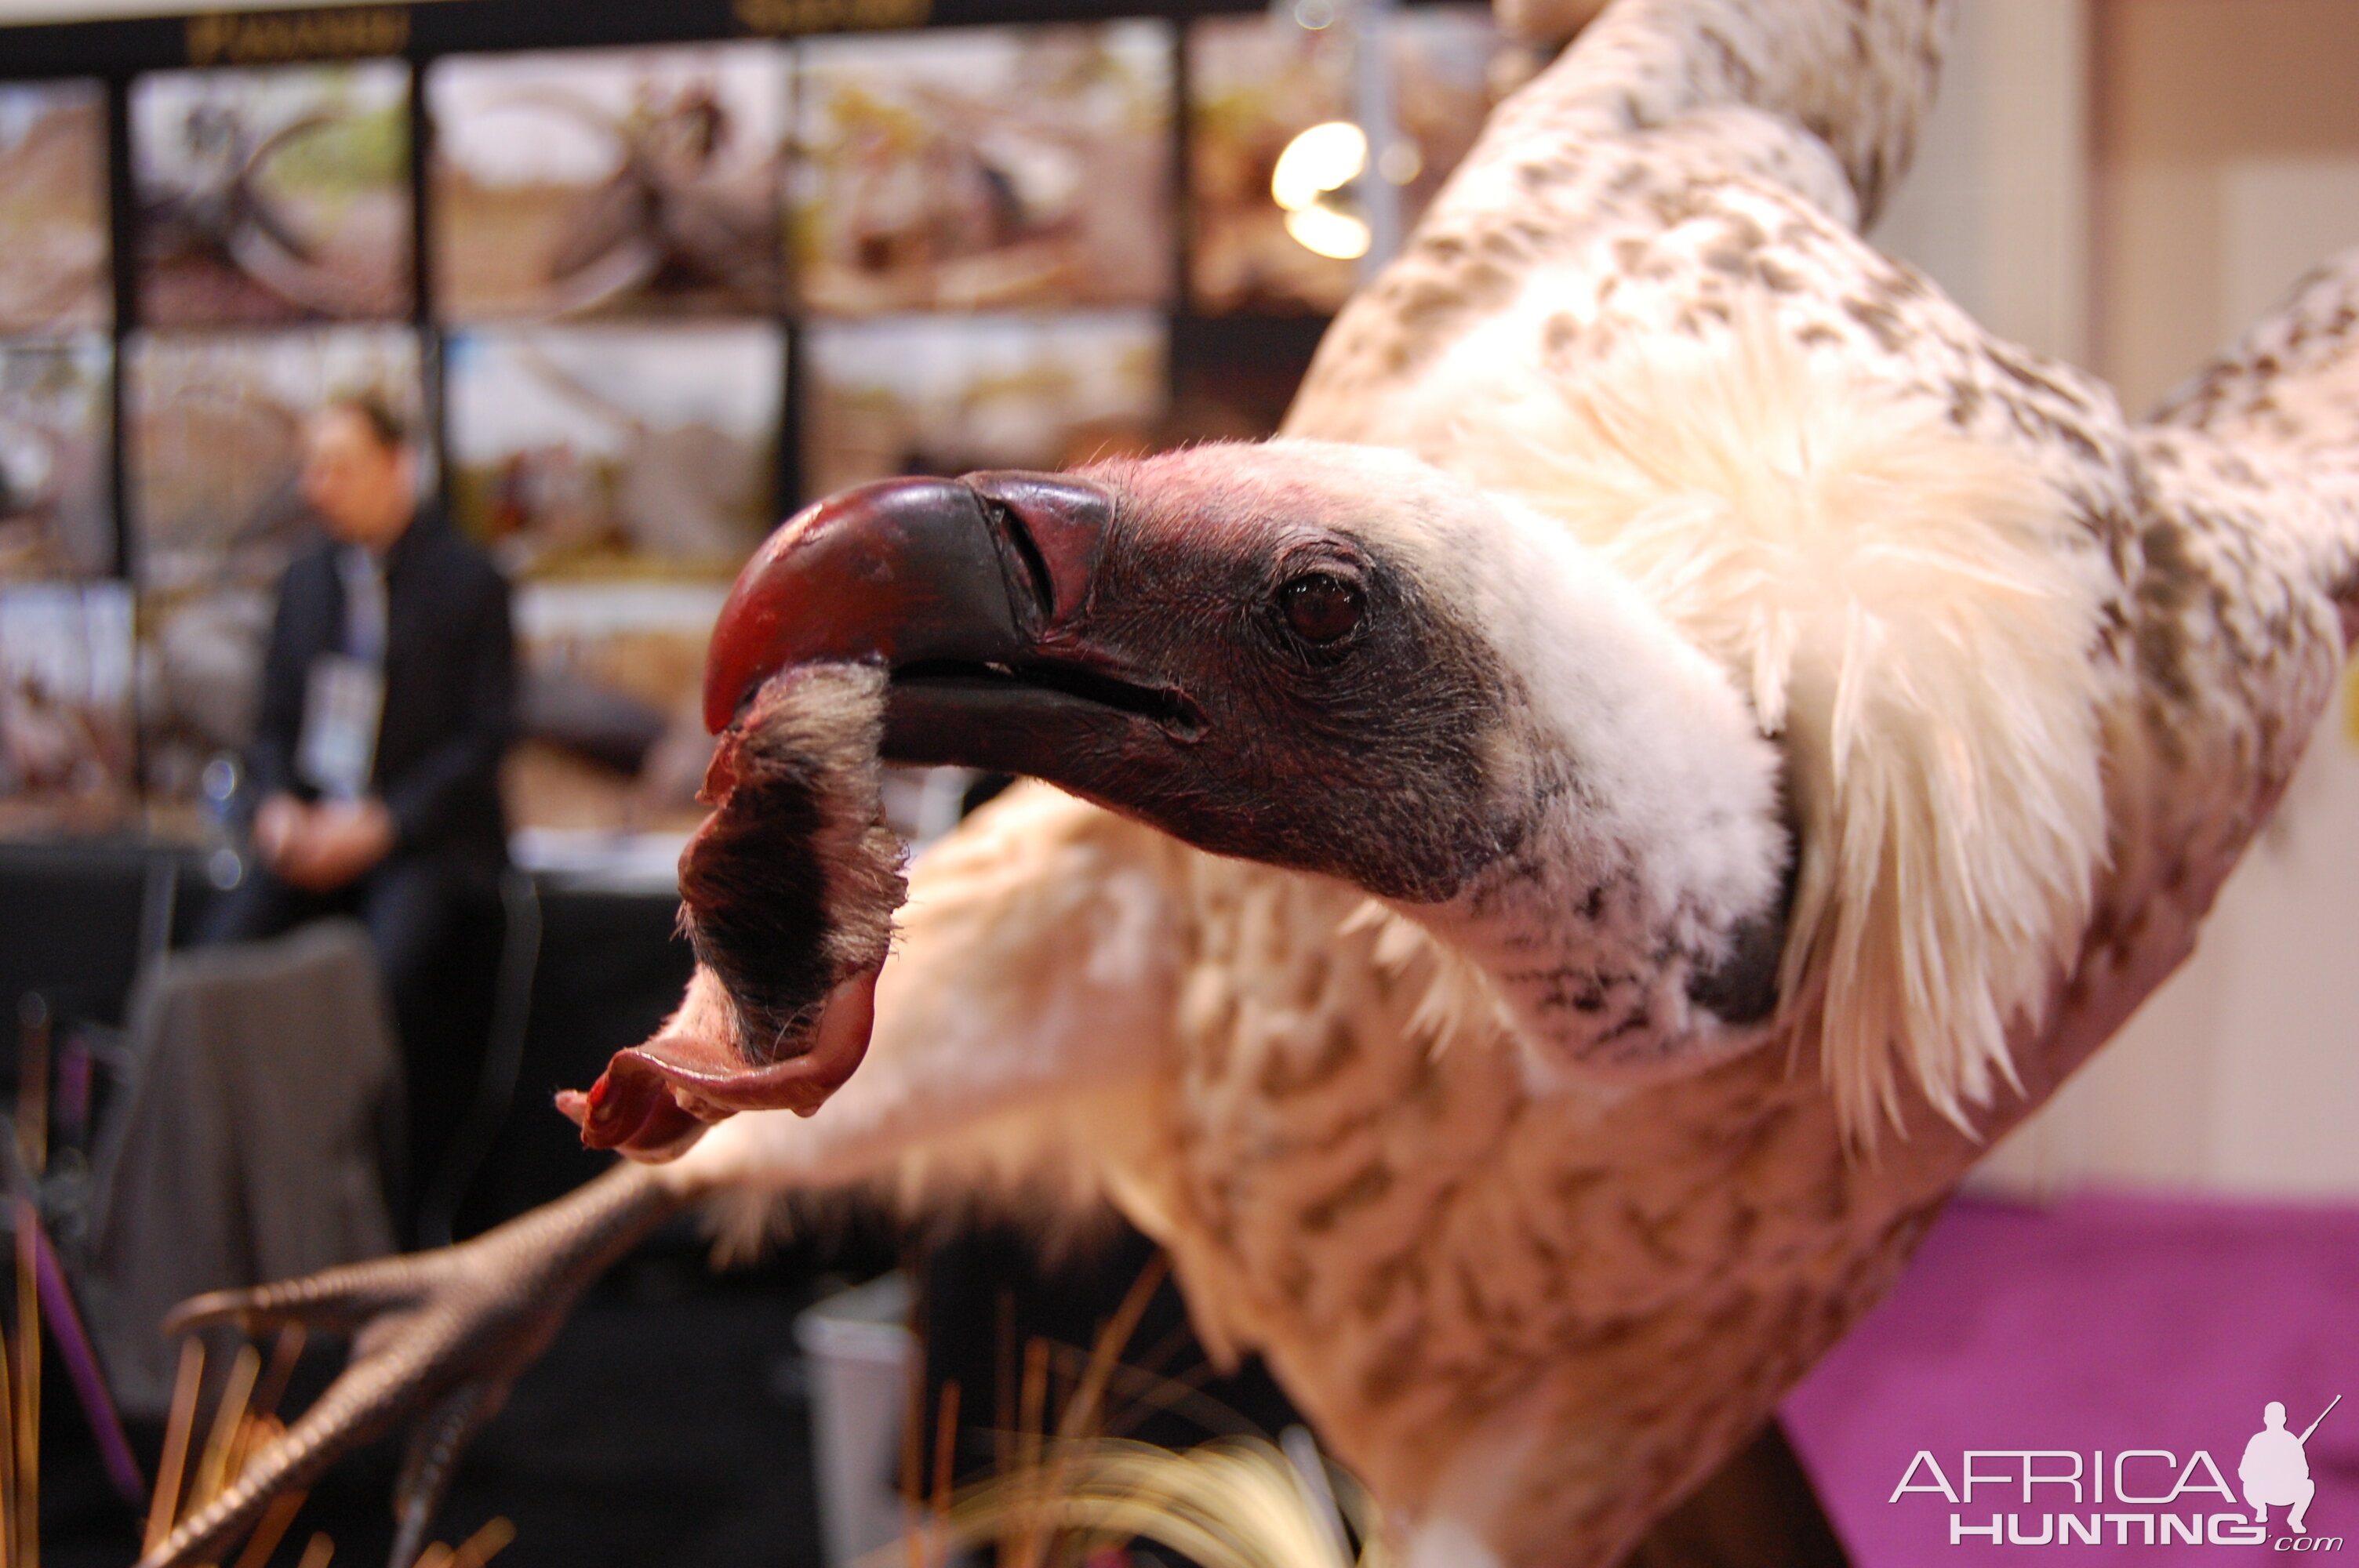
[1446,314,2109,1134]
[672,0,2359,1562]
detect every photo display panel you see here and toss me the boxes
[131,60,415,326]
[0,336,114,581]
[801,309,1167,496]
[443,320,784,834]
[0,0,1391,843]
[0,580,136,833]
[791,21,1175,316]
[443,321,783,575]
[0,80,111,337]
[429,43,787,322]
[502,576,736,837]
[1188,12,1354,314]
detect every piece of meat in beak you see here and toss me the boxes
[558,661,905,1159]
[569,469,1126,1157]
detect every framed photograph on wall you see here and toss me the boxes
[0,336,114,582]
[0,80,111,336]
[1187,5,1497,315]
[0,580,135,834]
[131,60,415,327]
[791,22,1174,316]
[1187,13,1353,315]
[430,44,787,322]
[442,320,782,577]
[801,310,1165,496]
[442,320,783,834]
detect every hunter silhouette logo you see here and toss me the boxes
[1888,1395,2343,1548]
[2244,1397,2339,1537]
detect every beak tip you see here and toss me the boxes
[701,672,744,737]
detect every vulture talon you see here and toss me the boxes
[166,1251,421,1343]
[387,1381,500,1568]
[139,1163,689,1568]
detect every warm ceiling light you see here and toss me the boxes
[1273,121,1372,260]
[1271,121,1368,216]
[1284,205,1372,260]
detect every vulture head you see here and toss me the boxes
[571,441,1800,1156]
[659,441,1795,1131]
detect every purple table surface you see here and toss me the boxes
[1783,1193,2359,1565]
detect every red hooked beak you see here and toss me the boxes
[703,468,1205,793]
[704,472,1113,734]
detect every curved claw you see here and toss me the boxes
[165,1252,425,1341]
[140,1163,688,1568]
[390,1382,502,1568]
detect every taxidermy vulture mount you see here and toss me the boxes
[152,0,2359,1565]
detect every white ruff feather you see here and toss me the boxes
[1446,320,2106,1138]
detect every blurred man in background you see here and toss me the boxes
[201,393,515,1233]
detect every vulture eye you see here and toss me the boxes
[1279,572,1365,644]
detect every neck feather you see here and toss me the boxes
[1409,520,1793,1083]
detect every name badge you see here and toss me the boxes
[298,654,383,800]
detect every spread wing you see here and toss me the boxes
[1285,0,2359,1131]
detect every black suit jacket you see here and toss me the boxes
[249,509,515,877]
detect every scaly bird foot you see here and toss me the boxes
[140,1162,687,1568]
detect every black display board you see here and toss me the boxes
[2,0,1500,837]
[2,0,1310,528]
